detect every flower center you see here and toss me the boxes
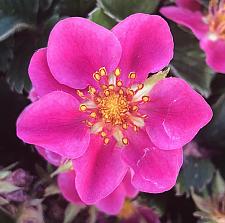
[77,67,151,146]
[99,92,129,125]
[207,0,225,39]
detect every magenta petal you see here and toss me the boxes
[112,13,173,84]
[58,171,84,205]
[36,146,62,166]
[122,130,183,193]
[143,78,212,150]
[73,136,128,204]
[17,91,90,159]
[200,39,225,73]
[29,48,75,97]
[160,7,208,39]
[47,17,122,89]
[122,171,138,198]
[96,184,125,215]
[176,0,201,11]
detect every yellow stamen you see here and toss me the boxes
[101,131,107,137]
[99,67,107,76]
[132,105,139,111]
[104,89,110,97]
[104,137,110,145]
[93,72,101,81]
[122,137,129,145]
[88,86,96,95]
[90,112,97,118]
[108,84,114,90]
[142,96,149,102]
[76,90,84,98]
[115,68,121,77]
[117,80,123,87]
[128,72,136,79]
[79,104,87,111]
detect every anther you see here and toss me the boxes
[79,104,87,111]
[76,90,84,98]
[132,105,139,111]
[133,126,139,132]
[122,123,128,129]
[93,72,101,81]
[142,96,149,102]
[104,137,110,145]
[117,80,123,87]
[86,121,93,127]
[119,89,124,95]
[99,67,107,76]
[122,137,129,145]
[90,112,97,118]
[101,84,107,90]
[137,83,144,90]
[115,68,121,77]
[95,97,101,104]
[101,131,107,137]
[127,89,135,96]
[104,89,110,97]
[88,86,96,95]
[129,72,136,79]
[108,84,114,90]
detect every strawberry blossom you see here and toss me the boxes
[17,13,212,209]
[160,0,225,73]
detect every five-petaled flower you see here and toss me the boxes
[16,13,212,213]
[161,0,225,73]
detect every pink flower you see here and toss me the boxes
[160,0,225,73]
[58,170,138,215]
[16,13,212,206]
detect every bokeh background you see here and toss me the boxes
[0,0,225,222]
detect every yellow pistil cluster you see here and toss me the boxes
[207,0,225,40]
[77,67,151,146]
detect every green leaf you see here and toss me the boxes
[6,32,36,93]
[176,157,215,196]
[89,8,117,29]
[0,0,39,41]
[170,24,214,98]
[198,93,225,148]
[58,0,96,17]
[97,0,160,20]
[0,39,13,73]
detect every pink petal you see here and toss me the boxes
[160,7,208,39]
[58,171,84,205]
[47,17,122,89]
[112,13,173,84]
[36,146,62,166]
[96,184,125,215]
[17,91,90,159]
[142,78,212,150]
[176,0,201,11]
[29,48,75,97]
[200,38,225,73]
[73,135,128,204]
[122,130,183,193]
[122,171,138,198]
[96,171,137,215]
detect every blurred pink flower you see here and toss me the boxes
[160,0,225,73]
[16,14,212,206]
